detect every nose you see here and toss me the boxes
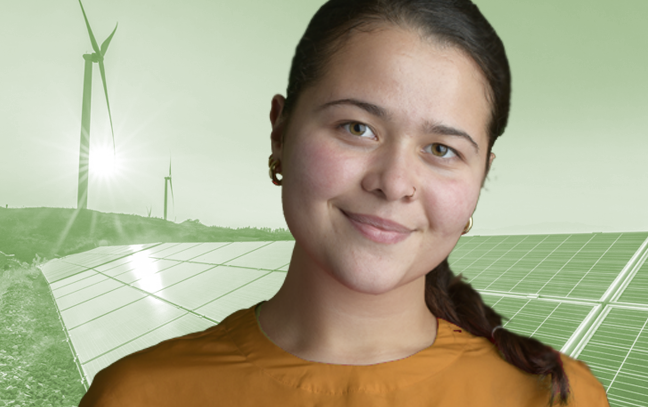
[360,141,418,202]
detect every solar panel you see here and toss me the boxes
[68,296,185,363]
[62,251,123,270]
[41,260,89,283]
[82,313,214,383]
[450,233,648,301]
[572,306,648,407]
[130,261,216,293]
[138,242,180,256]
[149,242,202,259]
[58,243,160,273]
[480,293,597,352]
[50,269,96,291]
[195,272,287,322]
[92,255,135,273]
[52,272,107,299]
[111,259,181,284]
[225,241,296,270]
[57,278,124,311]
[155,265,269,310]
[615,253,648,306]
[190,241,272,264]
[162,242,230,261]
[60,285,146,329]
[41,234,648,406]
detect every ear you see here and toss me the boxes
[488,152,496,170]
[481,152,496,188]
[270,94,287,162]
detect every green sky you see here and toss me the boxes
[1,0,646,234]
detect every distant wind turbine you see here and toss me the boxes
[164,159,175,221]
[76,0,118,209]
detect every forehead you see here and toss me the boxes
[306,26,492,147]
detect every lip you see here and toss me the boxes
[341,209,413,244]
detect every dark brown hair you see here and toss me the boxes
[281,0,570,405]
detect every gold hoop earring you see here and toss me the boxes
[462,216,473,235]
[268,154,282,186]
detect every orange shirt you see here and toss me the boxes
[79,302,609,406]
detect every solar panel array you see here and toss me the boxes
[41,232,648,407]
[41,241,293,384]
[449,232,648,407]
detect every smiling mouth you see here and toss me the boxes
[341,209,413,244]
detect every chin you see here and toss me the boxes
[327,262,416,296]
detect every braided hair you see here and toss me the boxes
[426,259,570,405]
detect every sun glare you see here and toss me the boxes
[90,145,120,178]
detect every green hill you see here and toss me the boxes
[0,207,293,263]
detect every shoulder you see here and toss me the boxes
[438,320,609,406]
[78,308,250,406]
[559,353,610,407]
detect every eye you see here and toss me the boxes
[427,143,457,159]
[343,122,375,138]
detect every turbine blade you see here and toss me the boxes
[100,23,118,56]
[78,0,101,54]
[98,60,116,154]
[169,158,172,177]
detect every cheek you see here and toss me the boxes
[421,176,479,231]
[287,134,357,200]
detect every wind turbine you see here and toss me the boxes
[76,0,118,209]
[164,159,175,221]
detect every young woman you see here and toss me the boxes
[80,0,610,405]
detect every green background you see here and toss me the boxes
[1,0,646,234]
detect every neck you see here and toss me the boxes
[257,243,437,365]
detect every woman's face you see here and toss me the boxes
[270,26,493,296]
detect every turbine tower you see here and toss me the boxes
[164,159,175,221]
[76,0,118,209]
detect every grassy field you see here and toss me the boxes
[0,264,85,406]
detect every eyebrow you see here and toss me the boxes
[317,98,479,153]
[424,121,480,153]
